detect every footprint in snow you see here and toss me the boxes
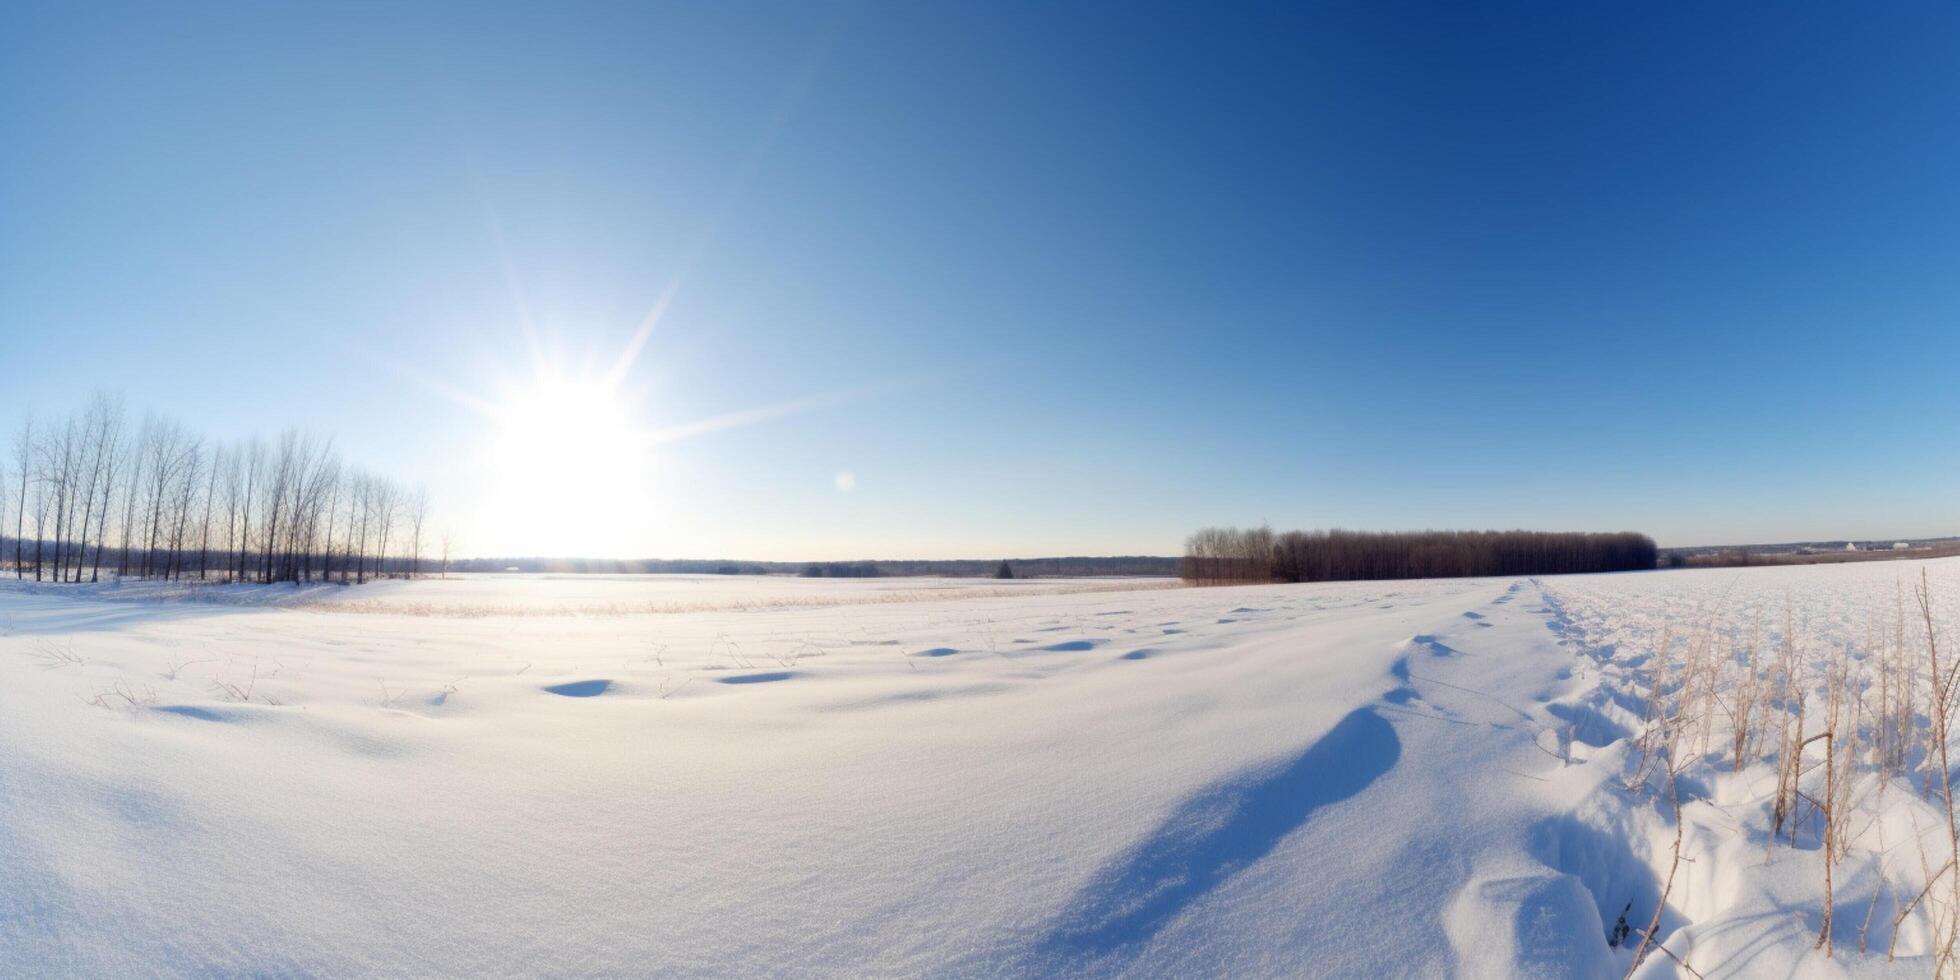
[719,672,795,685]
[1411,635,1458,657]
[543,679,612,698]
[1038,640,1099,652]
[152,705,232,722]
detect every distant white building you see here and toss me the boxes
[1845,542,1859,552]
[1896,542,1912,550]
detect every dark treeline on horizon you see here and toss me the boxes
[2,392,434,587]
[1667,538,1960,569]
[0,537,441,583]
[1181,527,1659,584]
[440,555,1181,578]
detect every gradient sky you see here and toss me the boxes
[6,2,1960,559]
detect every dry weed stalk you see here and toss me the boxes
[1862,854,1887,954]
[1624,748,1704,979]
[1627,628,1674,791]
[29,639,84,669]
[1793,656,1845,954]
[1730,610,1762,771]
[1920,571,1960,973]
[1887,571,1960,969]
[84,677,157,708]
[1772,597,1806,845]
[1874,584,1917,786]
[162,654,216,681]
[212,657,261,703]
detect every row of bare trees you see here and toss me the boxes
[1182,526,1658,584]
[1,393,438,586]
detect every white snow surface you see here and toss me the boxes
[3,563,1958,977]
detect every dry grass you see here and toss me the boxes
[1625,570,1960,972]
[27,639,85,669]
[83,677,156,709]
[212,656,268,703]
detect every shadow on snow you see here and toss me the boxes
[1028,707,1401,971]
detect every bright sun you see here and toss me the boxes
[484,372,653,557]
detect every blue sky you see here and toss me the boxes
[6,2,1960,559]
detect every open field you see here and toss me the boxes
[0,572,1181,617]
[6,562,1960,976]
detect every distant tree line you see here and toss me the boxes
[800,561,882,578]
[440,555,1181,577]
[1,392,435,585]
[1668,541,1960,569]
[1181,526,1658,584]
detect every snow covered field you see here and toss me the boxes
[0,572,1180,616]
[5,562,1960,977]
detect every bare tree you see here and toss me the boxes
[11,415,30,579]
[343,469,368,583]
[257,430,297,583]
[372,479,399,580]
[58,393,116,582]
[284,439,336,582]
[27,439,50,581]
[117,416,151,578]
[139,418,191,579]
[407,486,429,578]
[216,445,241,583]
[164,439,204,580]
[84,395,125,582]
[44,414,77,584]
[6,398,429,589]
[235,438,263,583]
[318,460,342,583]
[67,406,100,582]
[197,445,224,580]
